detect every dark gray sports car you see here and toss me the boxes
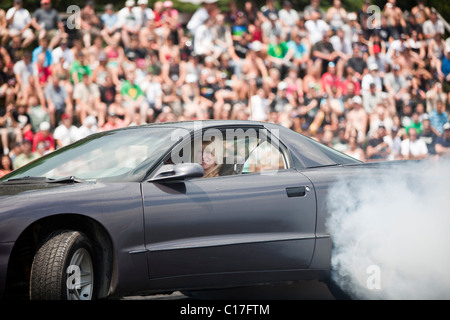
[0,120,383,300]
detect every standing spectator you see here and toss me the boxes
[31,0,66,49]
[4,0,35,48]
[53,113,78,148]
[32,121,54,153]
[400,127,428,160]
[435,122,450,157]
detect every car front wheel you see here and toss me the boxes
[29,230,95,300]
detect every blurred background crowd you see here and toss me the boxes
[1,0,450,177]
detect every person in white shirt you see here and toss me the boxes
[53,113,79,148]
[401,127,428,160]
[4,0,35,48]
[132,0,154,28]
[305,10,329,45]
[250,87,269,121]
[117,0,140,47]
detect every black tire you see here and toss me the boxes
[29,230,96,300]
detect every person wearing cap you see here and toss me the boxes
[30,0,66,49]
[321,61,342,98]
[361,62,382,94]
[32,121,54,153]
[133,0,155,28]
[117,0,140,48]
[4,0,35,48]
[345,95,368,144]
[435,123,450,157]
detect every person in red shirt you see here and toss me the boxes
[321,61,342,98]
[32,121,55,153]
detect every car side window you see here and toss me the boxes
[241,140,287,174]
[195,129,289,178]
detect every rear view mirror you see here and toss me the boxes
[148,163,204,182]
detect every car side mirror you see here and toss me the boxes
[148,163,204,182]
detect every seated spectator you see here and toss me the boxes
[366,124,390,161]
[419,116,438,157]
[3,0,35,48]
[53,113,78,148]
[32,121,54,153]
[429,99,449,135]
[44,74,73,127]
[73,73,104,127]
[80,1,102,48]
[13,139,37,169]
[435,122,450,157]
[30,0,66,49]
[100,4,120,43]
[117,0,140,48]
[400,127,428,160]
[0,154,13,177]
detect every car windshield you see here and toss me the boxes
[1,127,178,182]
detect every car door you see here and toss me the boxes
[141,127,317,281]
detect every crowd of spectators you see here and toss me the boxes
[1,0,450,177]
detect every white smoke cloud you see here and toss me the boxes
[326,159,450,299]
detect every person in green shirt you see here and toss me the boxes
[266,34,290,78]
[69,52,91,85]
[405,112,423,135]
[120,68,148,122]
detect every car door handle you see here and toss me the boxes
[286,186,307,198]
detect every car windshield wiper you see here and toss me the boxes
[1,176,85,184]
